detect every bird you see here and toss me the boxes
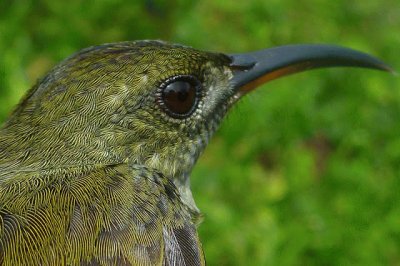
[0,40,391,265]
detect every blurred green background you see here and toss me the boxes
[1,0,399,265]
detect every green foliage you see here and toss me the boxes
[1,0,399,264]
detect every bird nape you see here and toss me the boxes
[0,41,391,265]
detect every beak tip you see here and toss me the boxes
[384,65,397,75]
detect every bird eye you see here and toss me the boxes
[159,75,202,119]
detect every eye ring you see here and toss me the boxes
[157,75,202,119]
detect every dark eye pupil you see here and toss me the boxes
[161,77,200,118]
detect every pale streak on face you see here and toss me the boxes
[140,75,148,84]
[201,65,234,119]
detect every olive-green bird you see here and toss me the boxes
[0,41,391,265]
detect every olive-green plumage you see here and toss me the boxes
[0,41,233,265]
[0,40,390,265]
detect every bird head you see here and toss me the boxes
[0,40,391,212]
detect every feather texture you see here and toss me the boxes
[0,164,205,265]
[0,41,232,265]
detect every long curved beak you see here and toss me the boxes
[229,44,393,94]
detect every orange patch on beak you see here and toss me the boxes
[238,62,312,95]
